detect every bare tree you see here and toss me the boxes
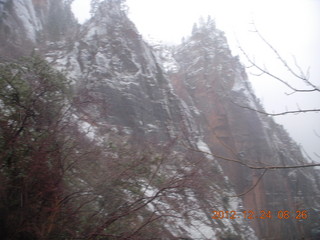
[0,55,209,239]
[236,23,320,116]
[69,140,203,239]
[0,56,78,239]
[182,138,320,198]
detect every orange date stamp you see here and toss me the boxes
[212,210,308,220]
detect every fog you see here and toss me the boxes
[72,0,320,161]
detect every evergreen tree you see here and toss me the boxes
[0,56,74,239]
[192,23,198,35]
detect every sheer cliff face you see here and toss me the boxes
[167,19,320,239]
[0,0,319,239]
[0,0,76,57]
[45,1,198,144]
[44,2,258,239]
[2,1,256,239]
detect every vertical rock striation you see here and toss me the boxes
[0,0,76,57]
[0,0,319,239]
[167,18,320,239]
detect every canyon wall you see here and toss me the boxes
[0,0,319,239]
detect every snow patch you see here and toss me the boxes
[79,121,95,140]
[197,139,214,160]
[232,76,246,92]
[14,0,42,42]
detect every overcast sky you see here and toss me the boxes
[72,0,320,161]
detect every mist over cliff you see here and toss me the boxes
[0,1,319,239]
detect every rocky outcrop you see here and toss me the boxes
[42,1,257,238]
[167,18,320,239]
[0,0,319,239]
[0,0,76,57]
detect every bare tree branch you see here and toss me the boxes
[239,45,318,94]
[232,100,320,116]
[184,142,320,170]
[248,22,320,92]
[230,169,268,197]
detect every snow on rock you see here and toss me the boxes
[197,139,214,160]
[151,43,180,73]
[0,0,7,15]
[12,0,43,43]
[231,71,258,109]
[143,185,218,239]
[1,1,259,238]
[79,121,96,140]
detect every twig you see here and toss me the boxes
[229,169,268,197]
[232,100,320,116]
[185,143,320,170]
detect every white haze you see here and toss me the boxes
[72,0,320,161]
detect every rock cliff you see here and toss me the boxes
[0,0,319,239]
[0,0,76,57]
[165,18,320,239]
